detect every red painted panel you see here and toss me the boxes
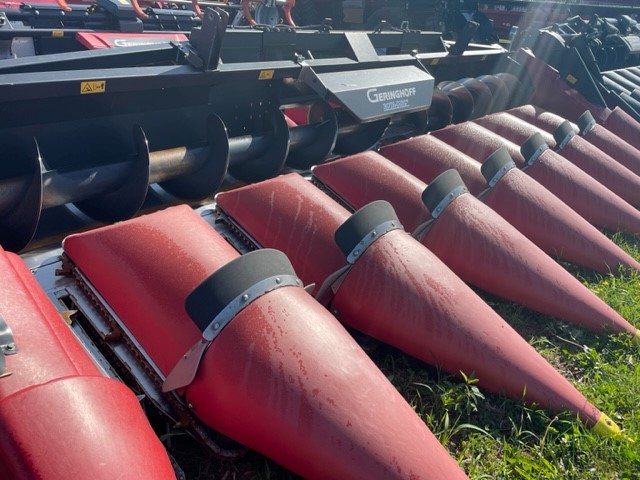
[0,248,175,479]
[433,121,640,235]
[378,135,640,273]
[380,134,488,196]
[508,105,640,177]
[186,286,467,480]
[218,174,605,427]
[313,154,429,231]
[63,204,238,375]
[313,152,638,337]
[64,203,468,480]
[476,112,640,206]
[601,107,640,150]
[432,122,526,166]
[216,176,347,296]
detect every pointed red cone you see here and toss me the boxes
[380,134,488,195]
[0,247,176,480]
[216,174,620,431]
[379,134,488,195]
[475,111,640,207]
[506,106,640,177]
[379,135,640,273]
[312,152,638,337]
[432,121,640,235]
[63,205,466,480]
[600,106,640,150]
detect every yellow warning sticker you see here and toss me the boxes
[430,58,440,65]
[52,30,64,38]
[80,81,106,95]
[258,70,274,80]
[566,74,577,85]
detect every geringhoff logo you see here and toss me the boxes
[366,87,417,103]
[366,86,418,112]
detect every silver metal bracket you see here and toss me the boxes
[555,121,576,151]
[0,315,18,377]
[430,185,467,218]
[487,159,517,187]
[525,142,548,168]
[0,315,17,355]
[346,220,400,264]
[163,273,300,392]
[201,274,300,341]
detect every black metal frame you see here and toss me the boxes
[0,9,507,251]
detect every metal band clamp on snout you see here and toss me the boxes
[314,201,402,306]
[422,169,469,218]
[162,249,301,392]
[413,169,470,239]
[554,120,577,151]
[577,110,597,136]
[520,132,549,169]
[475,148,517,202]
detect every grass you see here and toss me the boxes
[170,232,640,479]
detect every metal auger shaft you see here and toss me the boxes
[0,116,229,252]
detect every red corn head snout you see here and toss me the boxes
[379,135,640,273]
[0,247,177,480]
[380,135,489,195]
[432,122,640,235]
[312,152,638,337]
[216,174,616,429]
[63,205,467,480]
[507,105,640,177]
[600,106,640,151]
[475,111,640,207]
